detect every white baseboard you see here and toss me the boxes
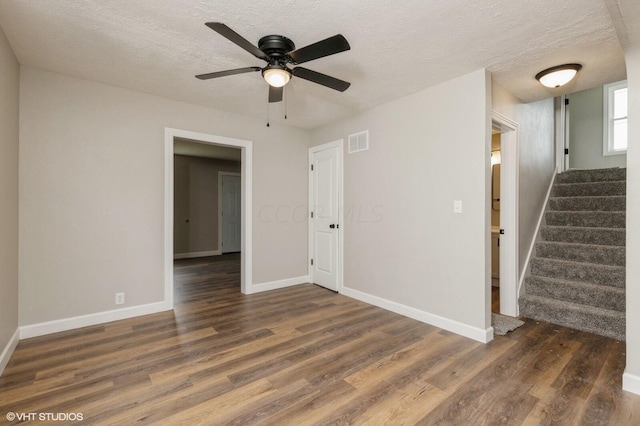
[0,328,20,376]
[20,301,171,339]
[623,371,640,395]
[341,287,493,343]
[250,275,310,294]
[174,249,221,260]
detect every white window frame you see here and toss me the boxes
[603,80,628,156]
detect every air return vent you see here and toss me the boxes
[348,130,369,153]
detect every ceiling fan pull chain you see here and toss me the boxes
[266,101,270,127]
[284,87,288,120]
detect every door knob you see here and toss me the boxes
[329,224,335,229]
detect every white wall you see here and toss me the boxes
[603,0,640,394]
[492,82,556,274]
[0,26,20,373]
[623,36,640,396]
[311,69,492,341]
[569,85,627,170]
[18,67,309,327]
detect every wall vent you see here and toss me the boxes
[348,131,369,153]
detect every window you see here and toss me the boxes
[603,80,628,156]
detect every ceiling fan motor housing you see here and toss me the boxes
[258,35,295,61]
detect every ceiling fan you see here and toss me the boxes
[196,22,351,103]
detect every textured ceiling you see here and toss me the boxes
[0,0,627,129]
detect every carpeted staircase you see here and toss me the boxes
[519,167,626,341]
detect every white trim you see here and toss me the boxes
[623,371,640,395]
[342,286,492,343]
[0,328,20,375]
[308,140,344,293]
[165,128,253,297]
[174,250,222,260]
[555,95,568,172]
[218,171,242,254]
[492,111,519,317]
[603,80,628,156]
[252,275,310,293]
[518,168,558,295]
[19,302,170,339]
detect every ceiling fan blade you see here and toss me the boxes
[196,67,261,80]
[269,85,283,103]
[288,34,350,64]
[205,22,268,60]
[292,67,351,92]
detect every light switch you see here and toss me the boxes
[453,200,462,213]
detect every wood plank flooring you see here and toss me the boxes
[1,254,639,425]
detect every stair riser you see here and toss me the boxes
[551,181,626,197]
[536,242,625,266]
[541,227,625,246]
[519,297,625,340]
[530,258,625,288]
[524,277,625,311]
[548,197,626,212]
[556,168,626,184]
[545,212,625,228]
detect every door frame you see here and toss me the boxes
[218,171,242,254]
[491,111,520,316]
[308,140,344,292]
[555,95,569,172]
[165,128,253,306]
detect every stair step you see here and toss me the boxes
[545,211,626,228]
[536,241,625,266]
[530,257,625,288]
[524,276,625,311]
[519,294,625,340]
[548,196,626,212]
[556,167,626,184]
[541,226,625,246]
[551,181,626,197]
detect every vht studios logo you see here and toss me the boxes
[6,412,84,422]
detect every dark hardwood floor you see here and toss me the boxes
[1,254,639,425]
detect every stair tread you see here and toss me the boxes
[543,225,625,231]
[526,275,625,294]
[554,180,626,187]
[532,256,625,270]
[546,210,625,213]
[536,240,625,250]
[520,294,625,317]
[549,195,625,200]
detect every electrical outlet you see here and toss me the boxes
[115,292,125,305]
[453,200,463,213]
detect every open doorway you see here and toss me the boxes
[164,128,253,310]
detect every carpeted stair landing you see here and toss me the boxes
[519,167,626,341]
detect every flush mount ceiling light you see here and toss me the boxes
[262,66,291,87]
[535,64,582,88]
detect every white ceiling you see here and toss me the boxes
[0,0,627,129]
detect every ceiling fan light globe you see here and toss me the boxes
[263,68,291,87]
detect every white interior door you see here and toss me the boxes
[221,173,241,253]
[493,112,519,317]
[310,143,341,291]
